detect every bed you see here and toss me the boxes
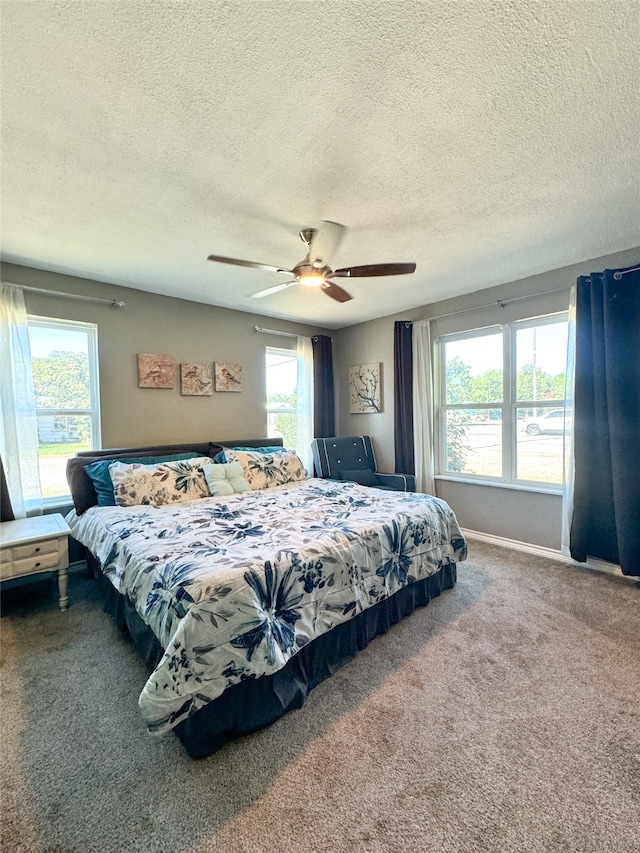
[66,438,467,758]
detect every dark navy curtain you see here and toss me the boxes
[570,263,640,576]
[0,456,15,521]
[394,321,415,475]
[312,335,335,438]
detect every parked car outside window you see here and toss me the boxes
[522,409,568,435]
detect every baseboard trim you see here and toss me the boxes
[461,528,630,580]
[68,559,88,575]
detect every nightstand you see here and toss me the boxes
[0,514,71,610]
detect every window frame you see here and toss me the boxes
[435,312,568,492]
[28,315,101,505]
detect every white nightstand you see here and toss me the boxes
[0,514,71,610]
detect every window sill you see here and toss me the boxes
[25,496,74,517]
[434,475,563,496]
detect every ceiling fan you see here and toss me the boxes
[207,221,416,303]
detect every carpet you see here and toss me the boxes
[1,541,638,853]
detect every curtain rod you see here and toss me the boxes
[254,325,297,339]
[613,265,640,279]
[416,285,570,324]
[10,283,125,308]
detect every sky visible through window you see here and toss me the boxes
[266,350,297,396]
[28,325,88,358]
[448,324,567,378]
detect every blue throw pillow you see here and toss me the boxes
[215,445,284,464]
[84,453,198,506]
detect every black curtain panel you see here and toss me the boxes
[570,263,640,576]
[394,320,415,475]
[312,335,335,438]
[1,455,15,522]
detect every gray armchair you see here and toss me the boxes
[311,436,416,492]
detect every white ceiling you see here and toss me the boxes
[1,2,639,330]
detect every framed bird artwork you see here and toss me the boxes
[180,363,213,396]
[214,361,243,392]
[137,353,175,389]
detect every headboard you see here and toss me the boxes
[67,437,284,515]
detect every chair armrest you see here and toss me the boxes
[374,473,416,492]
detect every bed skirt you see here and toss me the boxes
[89,554,457,759]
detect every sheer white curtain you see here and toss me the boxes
[412,319,436,494]
[296,335,314,475]
[0,284,42,517]
[561,285,577,556]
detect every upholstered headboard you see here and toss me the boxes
[67,437,284,514]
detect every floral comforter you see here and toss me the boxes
[68,478,467,735]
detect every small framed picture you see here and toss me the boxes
[138,353,175,389]
[180,363,213,396]
[215,361,243,392]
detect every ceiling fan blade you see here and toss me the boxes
[250,280,299,299]
[309,221,346,268]
[321,280,353,303]
[333,262,417,278]
[207,254,291,275]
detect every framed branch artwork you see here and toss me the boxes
[214,361,243,392]
[180,363,213,396]
[349,363,382,413]
[138,353,176,389]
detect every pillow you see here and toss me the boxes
[214,444,284,464]
[109,457,211,507]
[68,447,211,514]
[226,444,284,453]
[339,468,378,487]
[201,462,251,496]
[84,453,197,507]
[225,449,306,491]
[208,442,225,460]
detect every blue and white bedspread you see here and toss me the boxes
[68,479,467,735]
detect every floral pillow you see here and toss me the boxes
[201,461,251,497]
[224,449,306,491]
[110,457,211,507]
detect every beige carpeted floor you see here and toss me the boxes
[1,541,639,853]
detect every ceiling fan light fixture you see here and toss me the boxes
[207,221,416,304]
[299,272,325,287]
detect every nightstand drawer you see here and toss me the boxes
[13,538,60,561]
[0,548,11,565]
[8,550,62,578]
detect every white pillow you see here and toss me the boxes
[201,461,251,497]
[110,457,211,507]
[224,449,306,491]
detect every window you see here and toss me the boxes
[437,313,568,489]
[265,346,304,450]
[265,342,314,475]
[28,316,101,502]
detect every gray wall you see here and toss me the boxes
[2,263,332,449]
[333,246,640,550]
[5,247,639,550]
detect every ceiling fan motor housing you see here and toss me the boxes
[294,261,332,286]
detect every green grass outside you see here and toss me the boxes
[38,441,89,458]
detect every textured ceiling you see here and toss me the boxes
[1,1,639,329]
